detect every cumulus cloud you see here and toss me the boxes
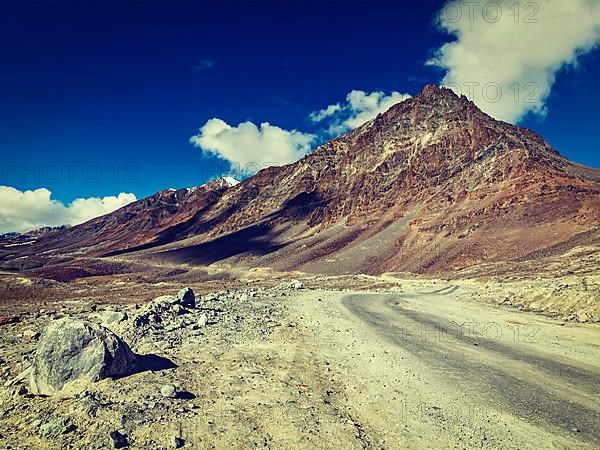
[189,118,315,175]
[429,0,600,123]
[0,186,136,234]
[310,90,411,135]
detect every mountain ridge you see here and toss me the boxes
[1,85,599,275]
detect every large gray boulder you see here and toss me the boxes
[30,318,137,395]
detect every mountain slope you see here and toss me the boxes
[145,85,599,273]
[0,178,238,268]
[2,85,599,275]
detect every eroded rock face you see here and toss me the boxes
[30,318,136,395]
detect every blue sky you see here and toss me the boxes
[1,1,599,232]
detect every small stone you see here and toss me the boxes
[40,417,69,437]
[161,384,177,398]
[110,430,128,448]
[133,315,149,328]
[22,329,39,340]
[64,423,77,434]
[170,435,185,448]
[5,366,32,387]
[16,385,28,396]
[97,310,128,325]
[197,314,208,327]
[172,304,187,316]
[150,295,178,309]
[177,288,196,309]
[289,280,302,290]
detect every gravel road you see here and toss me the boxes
[291,285,600,449]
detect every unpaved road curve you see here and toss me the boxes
[292,285,600,449]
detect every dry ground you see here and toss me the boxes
[0,263,598,449]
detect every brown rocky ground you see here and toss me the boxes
[2,239,597,323]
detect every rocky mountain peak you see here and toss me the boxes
[203,176,240,190]
[417,83,459,99]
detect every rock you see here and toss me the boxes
[576,311,589,323]
[110,430,128,448]
[133,291,192,328]
[15,385,28,396]
[133,314,147,328]
[97,310,128,325]
[22,329,39,340]
[30,318,137,395]
[197,314,208,328]
[133,309,162,328]
[177,287,196,308]
[289,280,302,290]
[4,365,31,387]
[40,417,72,437]
[170,435,185,448]
[161,383,177,398]
[172,304,187,316]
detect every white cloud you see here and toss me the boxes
[189,118,315,175]
[0,186,136,234]
[429,0,600,123]
[190,91,411,176]
[309,103,342,122]
[310,90,411,135]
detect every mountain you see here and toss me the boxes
[2,86,599,275]
[0,177,238,269]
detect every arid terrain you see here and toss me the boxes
[0,256,598,449]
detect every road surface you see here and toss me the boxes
[292,285,600,449]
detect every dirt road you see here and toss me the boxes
[288,285,600,449]
[2,280,599,449]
